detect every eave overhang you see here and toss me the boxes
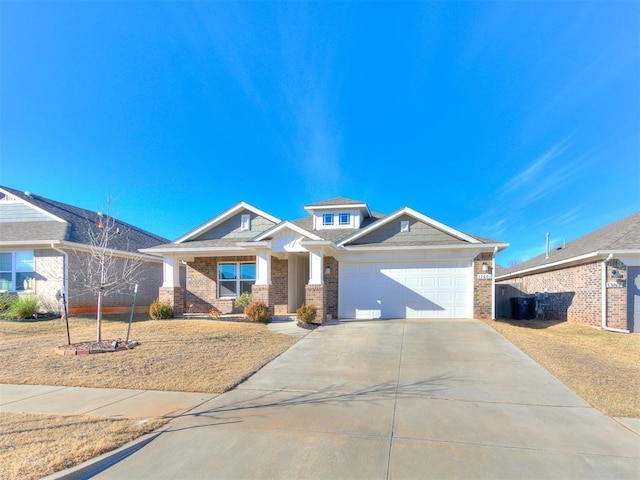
[494,250,640,281]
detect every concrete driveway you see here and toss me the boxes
[88,318,639,479]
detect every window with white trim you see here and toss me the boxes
[323,213,334,226]
[339,213,350,225]
[218,262,256,298]
[0,251,35,291]
[400,220,410,232]
[240,214,251,231]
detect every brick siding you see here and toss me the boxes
[473,252,493,320]
[271,258,288,315]
[496,260,628,329]
[185,255,254,314]
[324,256,339,319]
[305,284,326,323]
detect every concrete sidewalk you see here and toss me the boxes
[0,384,218,419]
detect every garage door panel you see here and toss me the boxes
[340,262,471,319]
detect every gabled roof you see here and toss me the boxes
[338,206,484,247]
[290,213,385,243]
[253,221,324,242]
[497,211,640,279]
[0,186,167,252]
[176,201,280,243]
[304,197,372,217]
[304,197,366,207]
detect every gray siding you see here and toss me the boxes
[351,214,466,245]
[196,211,276,241]
[0,203,54,223]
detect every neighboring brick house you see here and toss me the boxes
[143,198,507,322]
[495,211,640,333]
[0,186,167,315]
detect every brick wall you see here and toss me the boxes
[496,260,628,329]
[66,249,163,315]
[159,287,184,316]
[305,284,326,323]
[605,261,627,330]
[34,249,64,312]
[185,255,254,314]
[271,258,288,315]
[473,252,493,320]
[324,256,339,319]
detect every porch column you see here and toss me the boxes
[252,249,272,315]
[255,250,271,285]
[308,250,324,285]
[162,255,181,287]
[306,249,327,323]
[160,255,183,316]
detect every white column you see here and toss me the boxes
[162,255,181,287]
[308,250,324,285]
[256,251,271,285]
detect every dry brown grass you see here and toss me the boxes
[0,315,298,479]
[0,316,298,392]
[484,319,640,418]
[0,412,166,480]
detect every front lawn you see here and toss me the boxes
[0,316,297,392]
[0,316,298,480]
[484,319,640,418]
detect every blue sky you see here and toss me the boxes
[1,1,638,266]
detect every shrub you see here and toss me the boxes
[296,304,317,324]
[149,299,173,320]
[235,291,252,308]
[0,292,17,318]
[245,301,270,323]
[11,295,40,319]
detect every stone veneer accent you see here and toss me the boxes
[496,260,628,330]
[473,252,493,320]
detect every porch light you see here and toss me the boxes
[482,262,489,272]
[611,270,624,279]
[325,265,331,275]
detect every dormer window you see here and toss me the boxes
[400,220,410,232]
[240,214,251,231]
[339,213,350,225]
[323,213,334,226]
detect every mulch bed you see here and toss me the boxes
[55,339,140,356]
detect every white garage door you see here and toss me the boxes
[339,262,472,319]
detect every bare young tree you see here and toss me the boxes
[72,201,145,342]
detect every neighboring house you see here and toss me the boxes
[142,198,508,322]
[0,186,167,315]
[495,211,640,333]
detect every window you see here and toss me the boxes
[400,220,410,232]
[323,213,334,226]
[0,251,35,291]
[339,213,350,225]
[218,262,256,298]
[240,214,251,231]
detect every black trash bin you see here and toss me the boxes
[510,297,535,320]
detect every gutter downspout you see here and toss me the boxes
[601,253,630,333]
[492,246,498,320]
[51,243,68,312]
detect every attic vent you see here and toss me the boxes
[400,220,410,233]
[240,214,251,231]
